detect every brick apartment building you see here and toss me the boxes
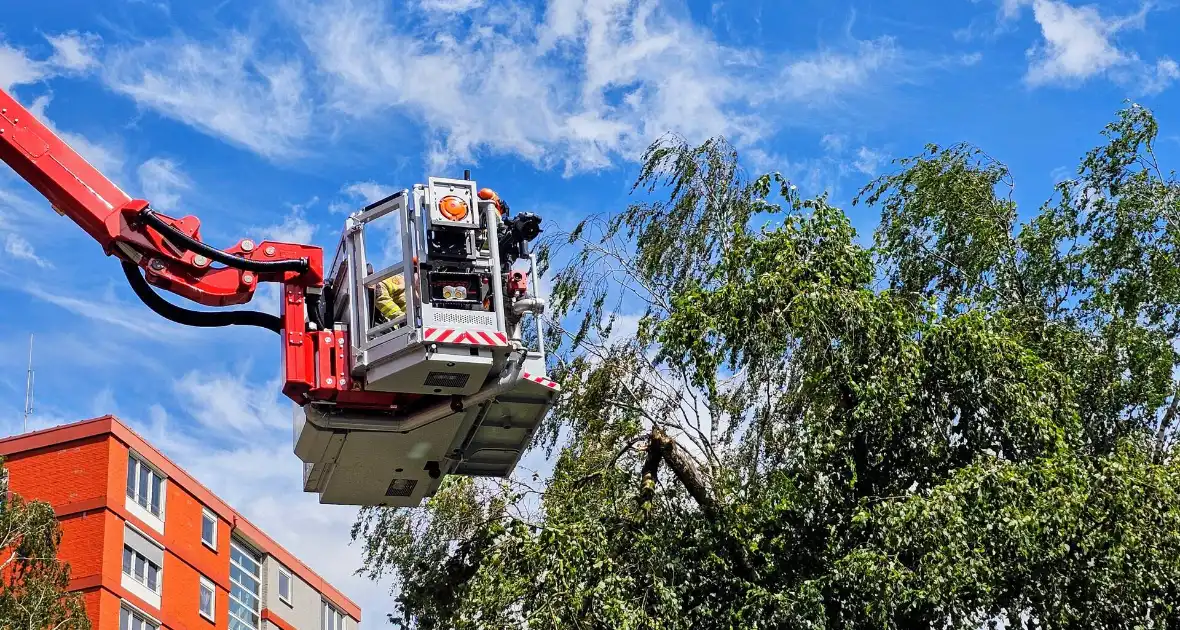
[0,415,362,630]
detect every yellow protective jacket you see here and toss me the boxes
[374,274,407,321]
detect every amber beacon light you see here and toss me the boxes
[439,195,469,221]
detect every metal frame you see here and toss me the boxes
[334,191,418,373]
[331,184,519,379]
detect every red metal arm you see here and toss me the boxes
[0,87,334,406]
[0,87,324,307]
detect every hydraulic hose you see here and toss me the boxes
[121,260,284,333]
[139,208,309,274]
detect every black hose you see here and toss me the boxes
[121,260,284,333]
[138,208,309,274]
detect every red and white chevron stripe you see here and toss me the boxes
[423,327,509,346]
[522,372,560,390]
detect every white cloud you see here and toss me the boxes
[775,37,901,103]
[821,133,847,153]
[137,158,191,212]
[102,32,313,159]
[46,32,101,72]
[342,181,397,205]
[853,146,887,175]
[0,41,48,91]
[287,0,908,176]
[1023,0,1126,84]
[0,32,102,91]
[1008,0,1178,94]
[260,210,318,245]
[1143,57,1180,95]
[419,0,484,10]
[3,233,51,268]
[173,370,289,436]
[20,283,198,343]
[1000,0,1026,20]
[329,181,398,214]
[744,134,890,198]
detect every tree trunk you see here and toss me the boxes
[659,429,719,517]
[638,425,759,581]
[637,429,666,511]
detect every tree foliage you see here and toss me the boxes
[353,103,1180,629]
[0,459,91,630]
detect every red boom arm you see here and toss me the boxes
[0,88,324,305]
[0,87,330,405]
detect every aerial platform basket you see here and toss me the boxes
[293,177,559,507]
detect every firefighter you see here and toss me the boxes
[370,264,407,325]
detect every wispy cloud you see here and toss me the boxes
[172,370,289,436]
[0,32,100,91]
[745,133,890,199]
[286,0,927,176]
[45,31,101,73]
[419,0,484,10]
[102,32,313,159]
[852,146,888,176]
[20,283,198,342]
[329,181,397,213]
[0,41,49,91]
[137,157,191,213]
[1005,0,1178,94]
[775,37,902,103]
[259,208,318,245]
[3,233,52,268]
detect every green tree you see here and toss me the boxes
[0,458,91,630]
[353,103,1180,629]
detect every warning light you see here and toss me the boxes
[438,195,469,221]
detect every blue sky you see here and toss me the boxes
[0,0,1178,625]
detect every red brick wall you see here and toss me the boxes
[58,511,107,582]
[4,437,116,629]
[81,589,120,630]
[0,421,357,629]
[160,467,230,590]
[5,435,111,507]
[108,439,231,630]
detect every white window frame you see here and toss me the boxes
[229,539,262,630]
[125,452,166,532]
[322,600,345,630]
[199,575,215,622]
[121,545,163,593]
[278,566,293,606]
[120,603,161,630]
[201,508,217,550]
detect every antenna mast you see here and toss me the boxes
[22,334,33,433]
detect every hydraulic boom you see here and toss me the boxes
[0,87,559,508]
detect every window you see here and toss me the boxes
[278,567,292,605]
[122,545,161,593]
[126,454,165,519]
[201,509,217,549]
[199,576,215,621]
[120,605,159,630]
[322,601,345,630]
[229,540,262,630]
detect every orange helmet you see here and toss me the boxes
[478,188,504,216]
